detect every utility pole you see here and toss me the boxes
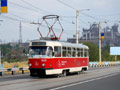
[0,0,1,64]
[19,21,22,43]
[0,40,2,65]
[0,48,1,65]
[99,22,101,63]
[76,10,79,44]
[76,9,90,44]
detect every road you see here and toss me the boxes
[50,71,120,90]
[0,66,120,90]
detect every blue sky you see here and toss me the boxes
[0,0,120,43]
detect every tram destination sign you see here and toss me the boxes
[110,47,120,55]
[32,42,46,46]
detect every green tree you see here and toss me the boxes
[83,42,99,61]
[1,43,28,63]
[102,45,117,61]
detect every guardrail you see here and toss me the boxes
[89,61,120,68]
[0,67,29,76]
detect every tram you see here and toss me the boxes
[28,40,89,76]
[28,15,89,76]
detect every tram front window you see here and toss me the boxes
[29,46,53,58]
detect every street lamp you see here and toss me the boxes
[98,22,101,63]
[76,9,90,44]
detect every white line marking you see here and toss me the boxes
[50,73,119,90]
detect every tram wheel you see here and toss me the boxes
[77,71,81,75]
[62,71,67,77]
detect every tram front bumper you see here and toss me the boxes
[29,68,62,75]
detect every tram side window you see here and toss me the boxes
[68,47,71,57]
[54,46,61,57]
[47,47,53,57]
[84,49,88,57]
[77,48,80,57]
[80,49,83,57]
[62,47,66,57]
[72,48,76,57]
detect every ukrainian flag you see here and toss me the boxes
[101,33,104,39]
[1,0,7,13]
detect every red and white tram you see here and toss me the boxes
[28,40,89,76]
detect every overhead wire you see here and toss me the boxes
[3,16,74,36]
[94,13,120,17]
[8,1,88,33]
[56,0,98,26]
[1,15,29,23]
[8,1,45,14]
[81,12,98,20]
[2,14,75,36]
[60,16,76,18]
[79,18,90,26]
[21,0,74,25]
[9,1,119,25]
[21,0,76,25]
[8,13,31,22]
[21,0,54,14]
[56,0,76,10]
[9,0,74,26]
[7,0,79,38]
[7,1,120,39]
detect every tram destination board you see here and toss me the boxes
[32,42,46,46]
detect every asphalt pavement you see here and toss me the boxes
[50,72,120,90]
[0,66,120,90]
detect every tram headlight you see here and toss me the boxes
[29,63,32,67]
[42,63,45,67]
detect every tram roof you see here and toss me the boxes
[30,40,89,49]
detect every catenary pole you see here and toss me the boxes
[0,0,1,65]
[99,22,102,63]
[76,10,79,44]
[76,9,90,44]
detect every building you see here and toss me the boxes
[67,23,120,46]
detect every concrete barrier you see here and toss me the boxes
[0,67,29,76]
[89,61,120,68]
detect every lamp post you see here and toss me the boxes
[99,22,101,63]
[76,9,90,44]
[0,49,1,65]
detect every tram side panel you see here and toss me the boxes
[29,57,88,75]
